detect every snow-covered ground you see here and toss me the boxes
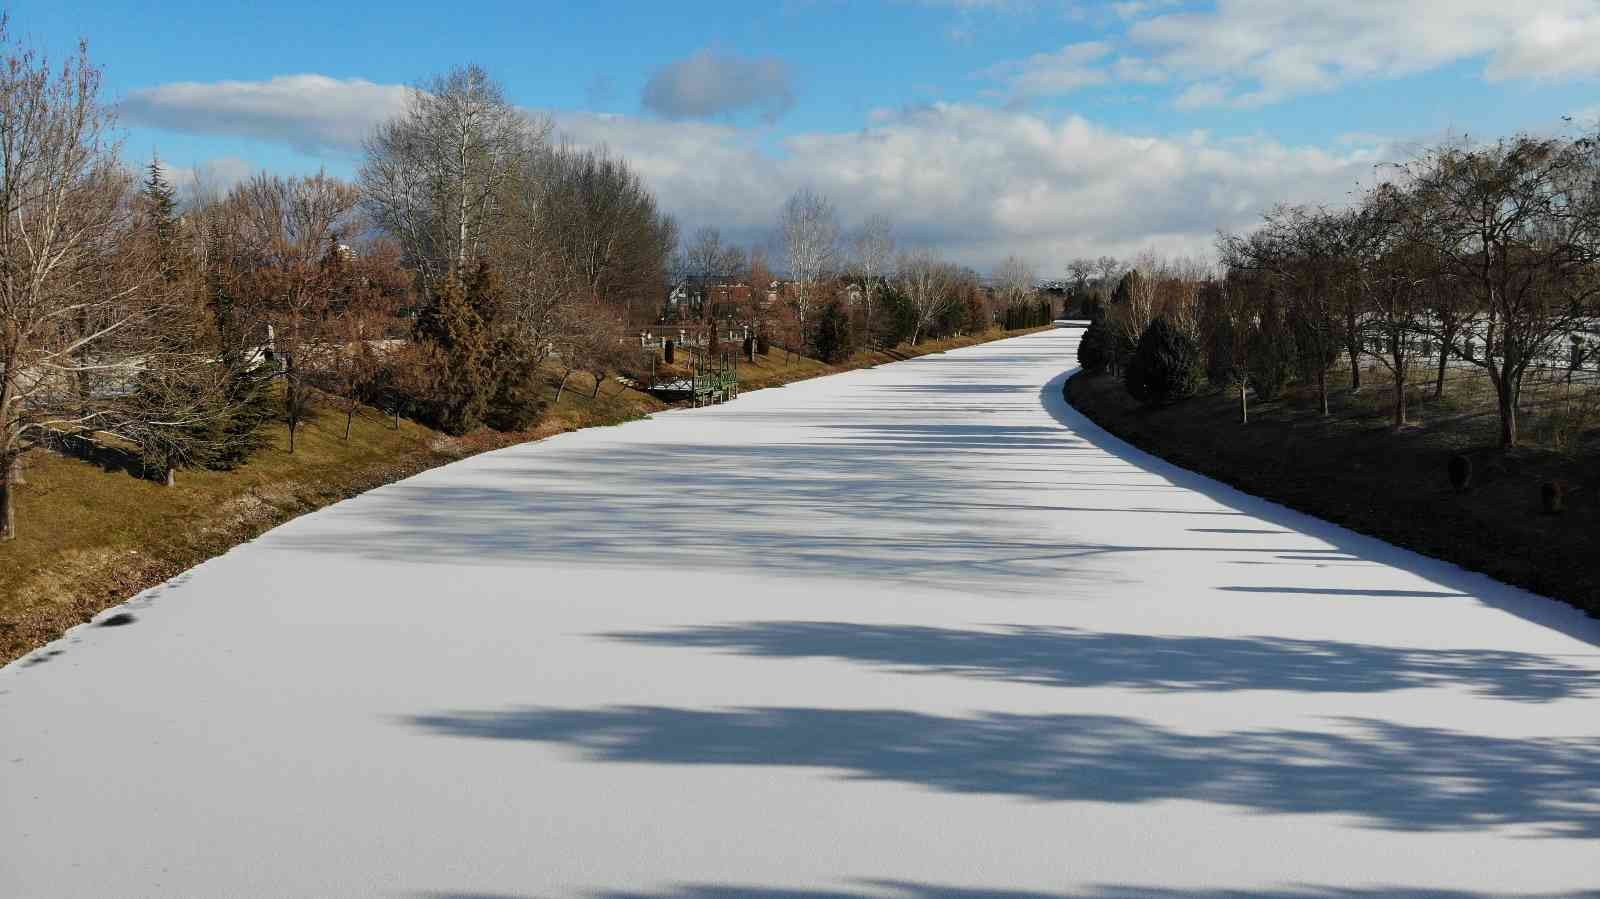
[3,328,1598,898]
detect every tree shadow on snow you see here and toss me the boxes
[270,337,1438,604]
[598,621,1596,702]
[404,704,1600,838]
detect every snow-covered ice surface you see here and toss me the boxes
[3,328,1599,898]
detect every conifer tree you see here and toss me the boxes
[142,156,180,280]
[415,274,492,434]
[1124,316,1205,406]
[811,298,854,363]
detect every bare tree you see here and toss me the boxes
[896,250,956,345]
[550,145,677,325]
[224,172,368,453]
[779,188,840,347]
[994,255,1037,312]
[1355,183,1432,429]
[1065,258,1093,291]
[1406,134,1600,447]
[360,64,548,286]
[850,214,893,346]
[1094,256,1122,290]
[0,27,222,537]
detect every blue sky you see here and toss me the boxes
[12,1,1600,268]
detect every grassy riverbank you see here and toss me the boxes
[1066,364,1600,618]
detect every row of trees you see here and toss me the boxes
[1079,129,1600,450]
[0,29,675,539]
[0,26,1050,541]
[679,199,1048,361]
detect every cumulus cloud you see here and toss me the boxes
[984,41,1114,95]
[641,50,795,122]
[119,74,410,154]
[115,74,1392,268]
[982,1,1600,107]
[564,103,1387,268]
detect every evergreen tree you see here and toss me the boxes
[1124,317,1205,406]
[1248,307,1296,402]
[141,156,181,280]
[964,291,987,334]
[811,298,854,364]
[1077,319,1113,375]
[879,285,917,347]
[1110,270,1140,309]
[464,260,547,432]
[415,274,492,434]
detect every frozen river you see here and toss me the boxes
[3,327,1597,897]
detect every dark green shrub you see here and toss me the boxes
[1247,320,1294,402]
[1124,317,1205,407]
[412,276,491,435]
[811,298,855,364]
[203,363,276,468]
[484,334,546,432]
[1077,319,1113,375]
[1205,317,1238,388]
[879,286,917,347]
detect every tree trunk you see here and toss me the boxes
[0,456,17,541]
[591,373,602,400]
[284,359,298,454]
[164,467,176,488]
[1348,346,1361,391]
[1393,365,1407,430]
[1496,377,1519,449]
[1240,380,1248,425]
[1317,364,1330,416]
[345,401,356,441]
[555,369,574,404]
[457,105,472,273]
[1434,336,1451,399]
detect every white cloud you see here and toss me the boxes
[983,41,1113,96]
[119,74,410,154]
[567,103,1388,268]
[115,74,1392,268]
[640,50,795,122]
[981,1,1600,107]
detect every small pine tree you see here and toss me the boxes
[1111,270,1140,308]
[1077,319,1113,375]
[142,156,181,280]
[1247,314,1295,402]
[964,291,987,334]
[414,275,492,435]
[811,298,854,364]
[458,260,543,432]
[1124,317,1205,406]
[484,333,546,431]
[879,286,917,347]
